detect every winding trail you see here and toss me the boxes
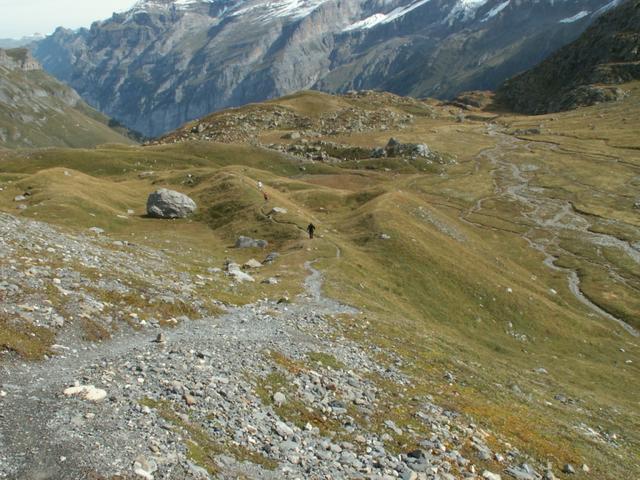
[0,261,365,480]
[465,125,639,337]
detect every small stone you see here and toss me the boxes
[482,471,502,480]
[273,392,286,406]
[184,393,196,406]
[275,421,294,438]
[133,455,157,480]
[562,464,575,474]
[63,385,107,402]
[154,333,166,343]
[581,464,590,473]
[243,259,262,269]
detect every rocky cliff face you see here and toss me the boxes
[0,48,41,71]
[497,0,640,114]
[0,48,135,148]
[34,0,618,136]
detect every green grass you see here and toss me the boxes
[1,86,639,478]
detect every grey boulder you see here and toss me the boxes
[235,236,268,249]
[146,189,196,219]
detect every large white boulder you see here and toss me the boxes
[146,189,196,219]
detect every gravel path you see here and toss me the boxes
[0,213,548,480]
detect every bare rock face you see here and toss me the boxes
[146,189,196,219]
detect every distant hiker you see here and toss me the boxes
[307,223,316,239]
[263,190,269,202]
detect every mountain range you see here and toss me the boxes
[33,0,623,137]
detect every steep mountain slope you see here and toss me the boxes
[0,49,136,148]
[34,0,616,136]
[497,0,640,114]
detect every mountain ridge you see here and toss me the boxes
[496,0,640,114]
[33,0,616,137]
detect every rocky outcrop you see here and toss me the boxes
[0,48,41,71]
[497,0,640,114]
[32,0,615,137]
[384,138,430,158]
[146,189,197,219]
[235,236,268,249]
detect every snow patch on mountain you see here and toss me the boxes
[559,10,590,23]
[445,0,488,23]
[593,0,624,16]
[343,0,433,32]
[232,0,330,21]
[482,0,510,22]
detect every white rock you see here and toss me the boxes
[482,471,502,480]
[243,259,263,269]
[63,385,107,402]
[273,392,286,406]
[270,207,288,215]
[275,421,294,438]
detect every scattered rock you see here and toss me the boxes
[269,207,288,215]
[385,137,430,158]
[133,455,157,480]
[483,471,502,480]
[146,189,197,219]
[235,236,268,249]
[273,392,286,406]
[275,421,294,438]
[63,385,107,402]
[263,252,279,263]
[243,259,262,269]
[562,464,576,474]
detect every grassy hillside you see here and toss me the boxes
[0,52,136,148]
[1,87,639,478]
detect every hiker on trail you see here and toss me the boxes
[263,190,269,202]
[307,223,316,239]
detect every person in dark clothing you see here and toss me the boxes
[307,223,316,239]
